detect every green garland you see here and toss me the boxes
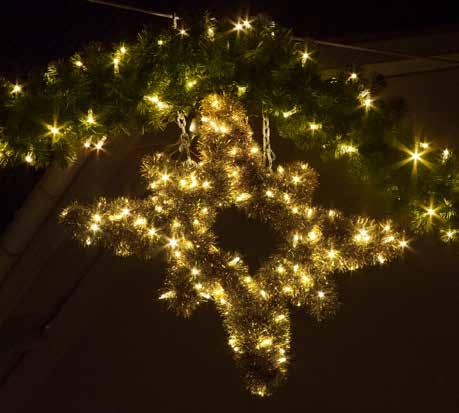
[0,15,457,242]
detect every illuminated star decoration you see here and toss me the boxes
[61,95,406,397]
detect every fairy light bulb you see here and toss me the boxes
[24,153,34,164]
[309,122,321,131]
[168,238,178,249]
[234,22,244,31]
[399,239,408,249]
[120,46,127,54]
[301,51,310,64]
[410,150,422,162]
[74,60,83,68]
[348,72,358,81]
[12,83,22,94]
[363,97,373,110]
[242,18,252,29]
[86,109,95,125]
[94,136,107,151]
[442,148,451,162]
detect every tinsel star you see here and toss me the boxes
[61,94,406,396]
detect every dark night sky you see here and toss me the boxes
[1,1,459,412]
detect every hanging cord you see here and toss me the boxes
[262,110,275,170]
[177,112,193,163]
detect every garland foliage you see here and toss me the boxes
[1,15,457,241]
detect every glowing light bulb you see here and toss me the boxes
[426,207,436,217]
[399,239,408,249]
[309,122,321,131]
[186,79,197,89]
[237,85,247,96]
[318,291,325,299]
[363,97,373,110]
[134,217,147,227]
[292,175,301,184]
[24,153,33,164]
[265,190,274,198]
[348,72,358,81]
[307,229,318,242]
[48,125,60,137]
[275,314,286,322]
[178,28,188,37]
[242,19,252,29]
[444,229,455,241]
[113,57,120,65]
[191,268,200,276]
[301,51,310,64]
[234,22,244,31]
[228,256,240,266]
[94,137,106,151]
[74,60,83,68]
[442,148,450,162]
[159,291,176,300]
[236,193,251,202]
[410,150,422,162]
[257,337,273,348]
[86,109,95,125]
[90,223,100,232]
[12,83,22,94]
[168,238,178,249]
[157,39,164,46]
[161,173,170,182]
[419,142,429,149]
[327,249,337,259]
[120,46,127,54]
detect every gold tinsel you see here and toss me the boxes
[61,94,407,396]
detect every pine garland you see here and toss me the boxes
[0,15,457,242]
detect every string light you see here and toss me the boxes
[301,51,310,64]
[24,152,34,164]
[442,148,451,162]
[85,109,96,125]
[348,72,358,81]
[62,94,405,398]
[234,22,244,32]
[11,83,22,95]
[309,122,321,132]
[410,149,422,162]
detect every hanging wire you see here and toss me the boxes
[262,110,275,170]
[87,0,459,66]
[177,112,193,162]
